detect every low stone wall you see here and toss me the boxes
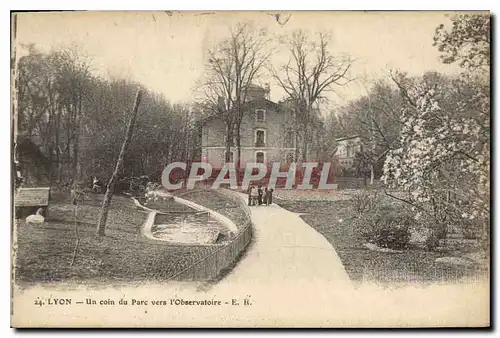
[168,189,253,281]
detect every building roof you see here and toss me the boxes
[200,98,280,125]
[335,135,361,142]
[15,187,50,207]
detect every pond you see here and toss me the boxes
[148,201,231,245]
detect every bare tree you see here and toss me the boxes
[17,45,198,188]
[16,44,92,186]
[198,22,271,172]
[331,78,406,183]
[96,89,143,237]
[51,47,92,184]
[272,30,353,163]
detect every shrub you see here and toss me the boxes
[351,189,379,216]
[358,204,414,250]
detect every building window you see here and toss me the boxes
[285,131,295,148]
[254,129,266,147]
[225,151,234,163]
[255,109,266,122]
[347,146,354,157]
[256,151,265,164]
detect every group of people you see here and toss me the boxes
[90,174,155,195]
[248,185,274,206]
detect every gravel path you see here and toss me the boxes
[216,193,352,290]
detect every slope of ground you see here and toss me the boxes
[14,192,221,286]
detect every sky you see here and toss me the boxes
[15,11,463,110]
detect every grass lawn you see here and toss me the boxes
[277,199,488,286]
[14,191,220,286]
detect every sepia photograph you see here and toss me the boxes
[10,10,490,328]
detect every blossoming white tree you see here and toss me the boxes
[382,13,490,249]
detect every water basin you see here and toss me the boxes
[152,212,229,245]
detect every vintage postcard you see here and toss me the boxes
[10,11,490,328]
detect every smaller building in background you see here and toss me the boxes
[333,135,362,170]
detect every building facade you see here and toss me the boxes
[333,136,362,170]
[201,87,296,169]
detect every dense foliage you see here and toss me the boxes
[16,45,201,188]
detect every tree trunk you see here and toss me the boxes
[301,125,308,162]
[47,145,53,184]
[66,105,72,183]
[72,135,79,182]
[294,131,300,165]
[225,122,234,163]
[235,122,242,183]
[72,95,83,182]
[55,107,61,182]
[184,124,190,164]
[96,89,143,237]
[369,111,376,185]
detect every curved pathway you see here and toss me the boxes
[215,192,352,290]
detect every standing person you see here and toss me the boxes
[257,185,263,205]
[263,187,269,205]
[268,188,274,205]
[251,185,259,205]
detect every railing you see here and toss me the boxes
[168,223,252,281]
[255,141,265,147]
[167,189,253,281]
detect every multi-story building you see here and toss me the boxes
[201,85,296,169]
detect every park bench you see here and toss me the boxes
[14,187,51,219]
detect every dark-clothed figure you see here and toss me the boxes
[257,185,263,205]
[268,188,274,205]
[92,176,103,193]
[248,186,254,206]
[263,187,269,205]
